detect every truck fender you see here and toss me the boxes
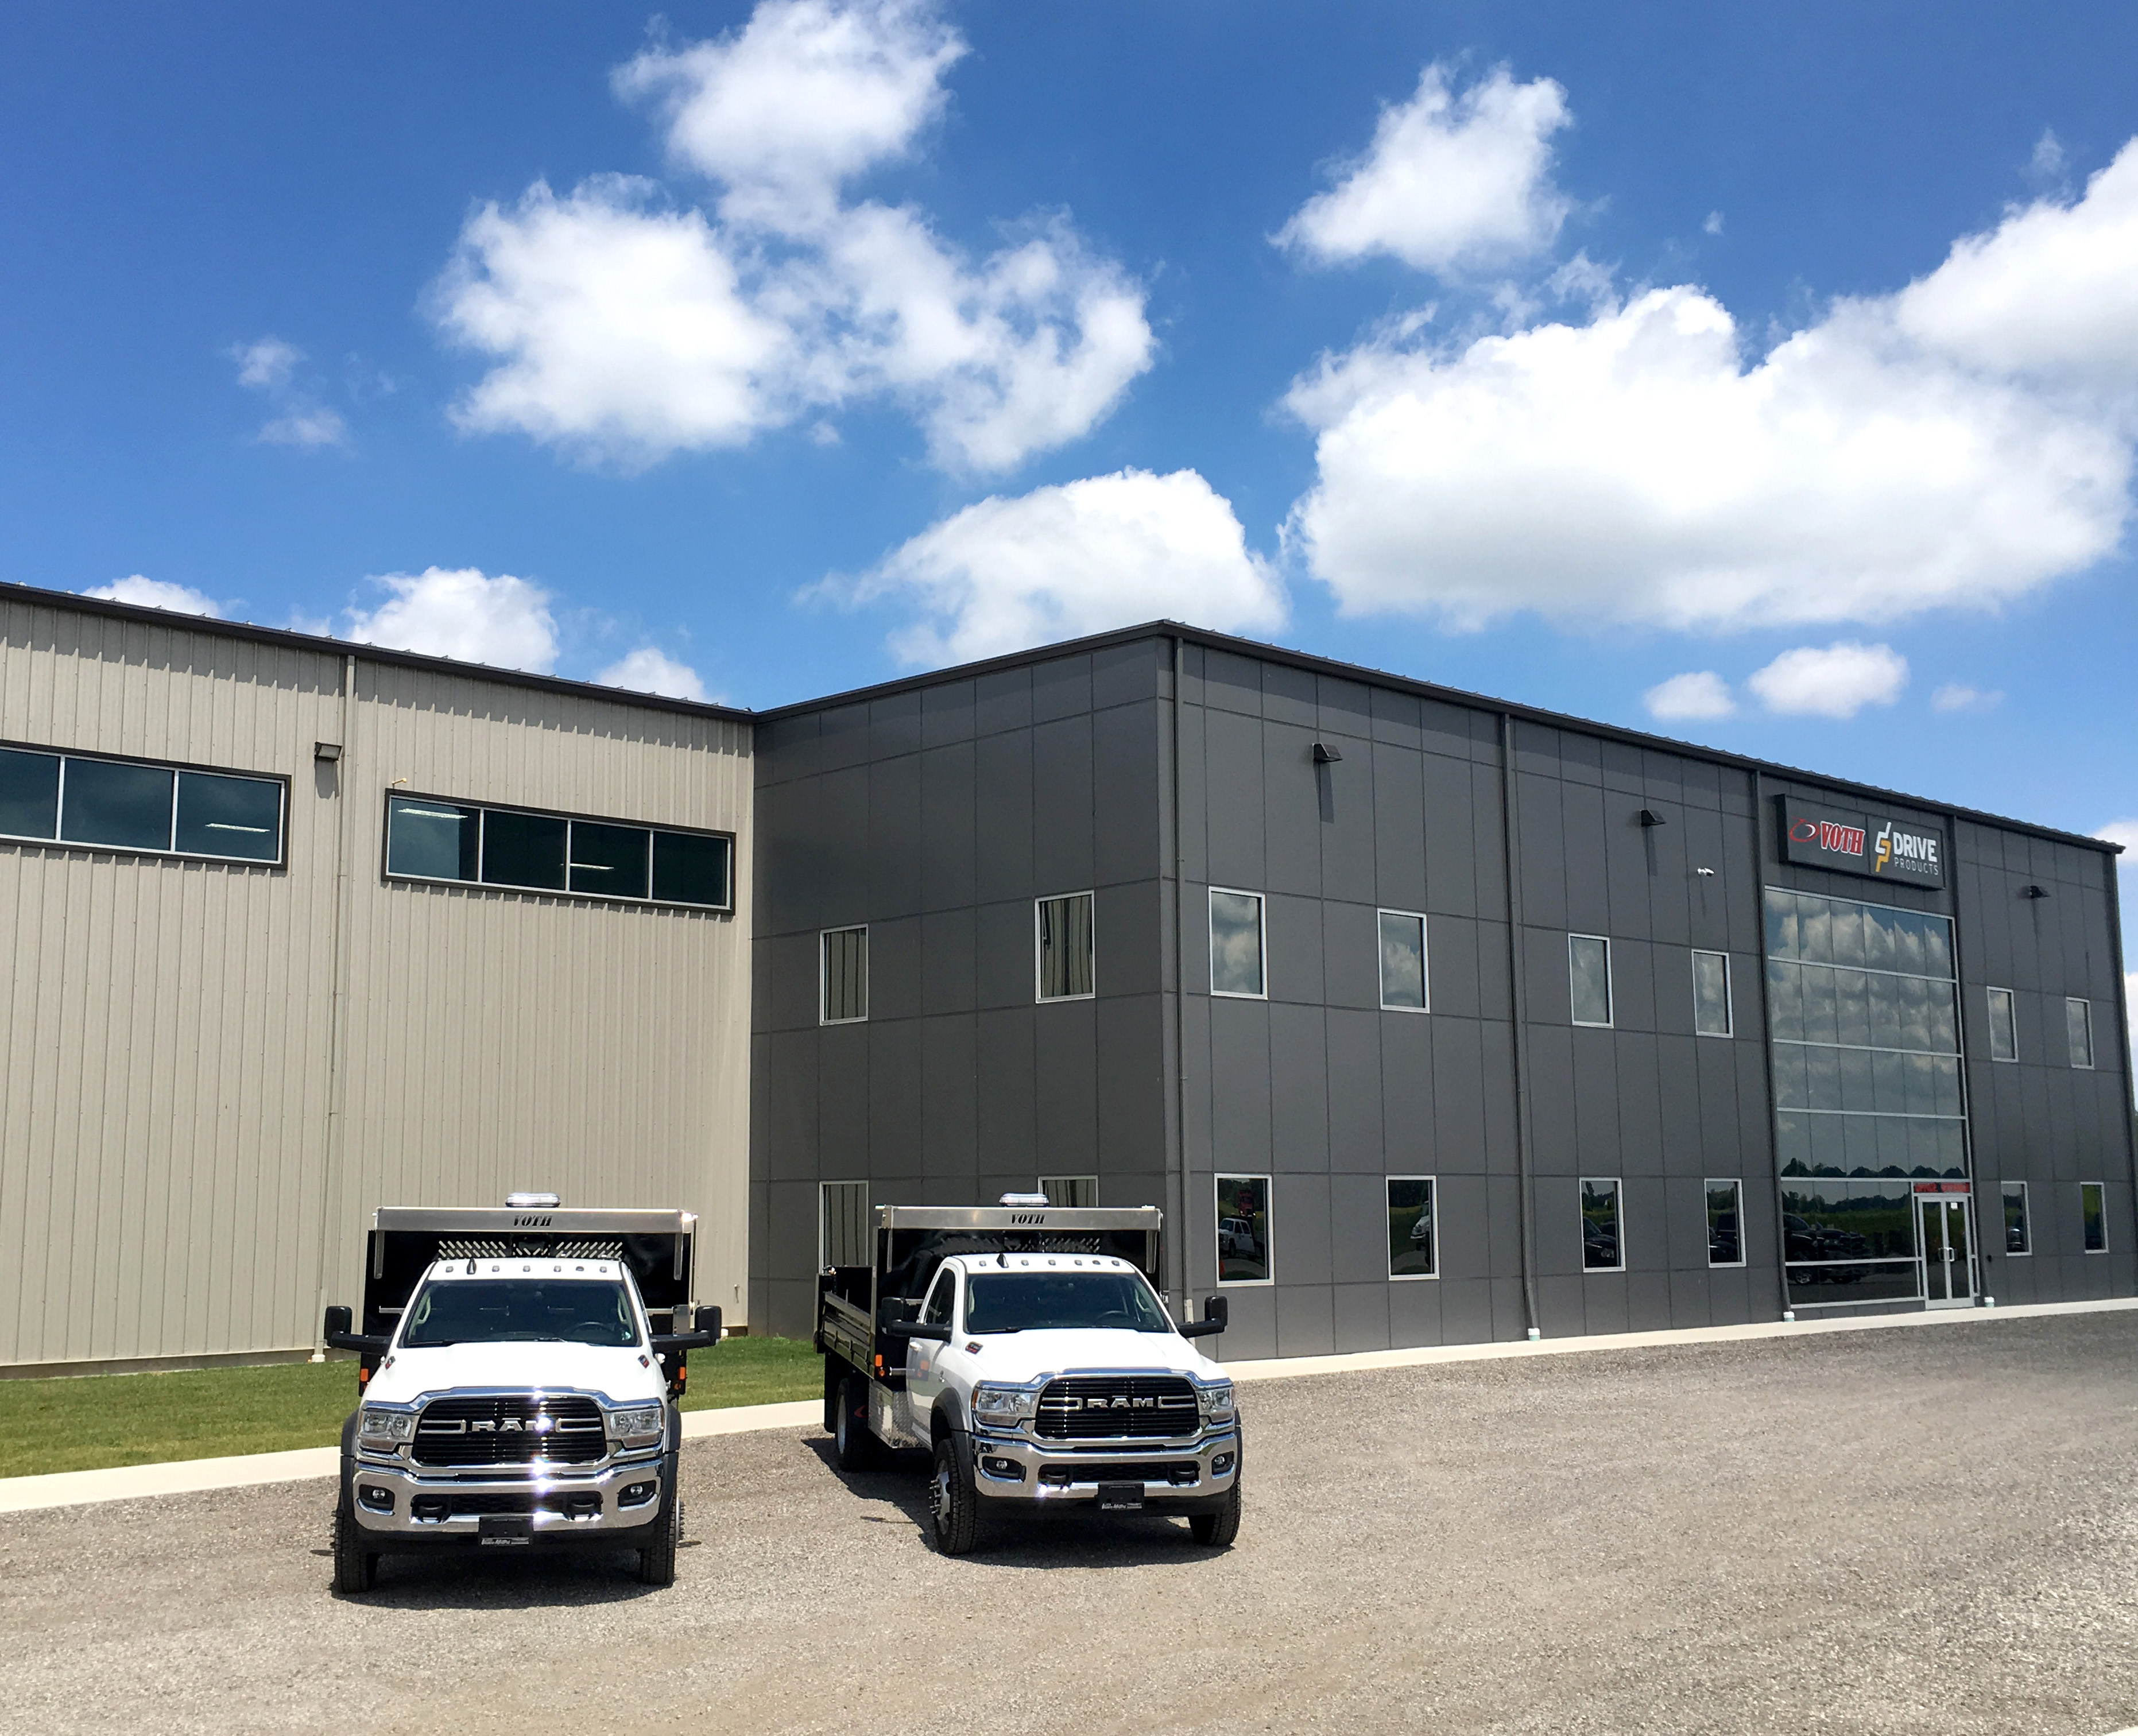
[336,1412,359,1511]
[929,1395,969,1446]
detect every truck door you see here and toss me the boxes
[905,1269,956,1428]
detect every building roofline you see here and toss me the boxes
[3,581,756,724]
[757,618,2124,858]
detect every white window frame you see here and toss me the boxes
[1385,1173,1439,1281]
[1214,1173,1274,1286]
[819,925,869,1026]
[1376,909,1431,1014]
[1033,890,1096,1003]
[1703,1177,1745,1268]
[1986,986,2019,1063]
[817,1180,869,1272]
[1568,933,1614,1029]
[1579,1176,1625,1273]
[1691,950,1733,1038]
[2067,997,2096,1070]
[1037,1175,1098,1208]
[2081,1181,2109,1253]
[1209,888,1268,1001]
[2001,1180,2031,1257]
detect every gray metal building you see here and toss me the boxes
[749,627,2135,1359]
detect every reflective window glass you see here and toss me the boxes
[2067,999,2095,1070]
[173,770,281,861]
[1569,935,1612,1027]
[2002,1181,2029,1255]
[1692,951,1732,1037]
[819,1180,869,1269]
[1037,892,1095,1000]
[1216,1175,1271,1283]
[1706,1180,1743,1266]
[1039,1175,1098,1208]
[0,746,60,839]
[1782,1178,1920,1306]
[568,820,650,899]
[481,809,567,890]
[1210,891,1265,997]
[822,927,867,1024]
[2081,1182,2108,1251]
[652,829,731,908]
[920,1270,956,1327]
[1580,1177,1622,1270]
[1986,987,2018,1062]
[1386,1176,1435,1277]
[1378,910,1427,1011]
[59,757,173,850]
[386,798,481,882]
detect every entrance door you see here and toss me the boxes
[1918,1196,1975,1309]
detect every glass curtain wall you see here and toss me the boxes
[1765,889,1967,1308]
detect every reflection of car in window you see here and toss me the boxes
[1218,1217,1261,1259]
[1408,1214,1432,1246]
[1707,1213,1739,1264]
[1783,1212,1872,1283]
[1582,1219,1618,1265]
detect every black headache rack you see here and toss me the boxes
[346,1206,700,1394]
[817,1204,1163,1385]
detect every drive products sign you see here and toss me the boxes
[1779,798,1945,889]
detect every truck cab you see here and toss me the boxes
[816,1201,1240,1555]
[322,1199,719,1593]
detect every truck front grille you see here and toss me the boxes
[1035,1376,1199,1440]
[412,1396,607,1466]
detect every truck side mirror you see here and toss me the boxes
[1203,1295,1228,1331]
[322,1305,389,1355]
[694,1305,723,1342]
[324,1305,353,1341]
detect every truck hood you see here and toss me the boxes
[956,1329,1226,1386]
[364,1340,665,1407]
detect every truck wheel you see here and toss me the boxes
[928,1431,980,1556]
[637,1468,681,1587]
[822,1354,846,1435]
[834,1372,878,1471]
[1188,1479,1241,1548]
[333,1500,380,1594]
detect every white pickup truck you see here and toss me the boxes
[322,1199,720,1593]
[816,1200,1239,1555]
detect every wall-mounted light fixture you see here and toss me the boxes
[1694,867,1717,878]
[313,741,343,762]
[1311,742,1342,764]
[1639,808,1667,827]
[2023,884,2050,900]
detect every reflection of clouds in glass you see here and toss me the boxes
[1210,892,1264,995]
[1378,911,1425,1009]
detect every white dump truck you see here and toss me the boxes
[321,1197,721,1592]
[815,1198,1240,1554]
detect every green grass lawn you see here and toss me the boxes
[0,1336,823,1479]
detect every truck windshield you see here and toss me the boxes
[398,1279,641,1348]
[963,1272,1171,1335]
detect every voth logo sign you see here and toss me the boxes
[1779,799,1945,889]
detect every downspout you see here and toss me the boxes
[1497,713,1540,1340]
[310,653,359,1356]
[1750,772,1795,1320]
[1942,804,1984,1301]
[2104,846,2138,1289]
[1170,635,1190,1321]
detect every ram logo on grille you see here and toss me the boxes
[1066,1395,1157,1410]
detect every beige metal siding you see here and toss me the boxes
[0,598,753,1369]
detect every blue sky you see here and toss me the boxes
[1,3,2133,920]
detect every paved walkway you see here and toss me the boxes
[3,1297,2132,1514]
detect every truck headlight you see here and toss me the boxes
[609,1405,665,1445]
[1195,1382,1235,1424]
[358,1408,415,1443]
[970,1383,1034,1425]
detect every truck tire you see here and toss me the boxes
[927,1430,980,1556]
[834,1371,878,1471]
[822,1354,846,1435]
[333,1499,380,1593]
[1188,1479,1241,1548]
[637,1464,681,1587]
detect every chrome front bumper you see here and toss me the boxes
[346,1452,667,1539]
[967,1427,1240,1505]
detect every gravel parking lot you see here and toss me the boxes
[3,1312,2136,1736]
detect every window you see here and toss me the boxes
[2067,998,2095,1070]
[1580,1178,1624,1270]
[1386,1176,1436,1278]
[1215,1175,1271,1284]
[1705,1179,1744,1267]
[1,741,284,865]
[820,927,868,1025]
[920,1269,955,1327]
[2081,1182,2108,1253]
[1036,892,1095,1001]
[1038,1175,1098,1208]
[1986,987,2018,1062]
[1209,889,1265,998]
[819,1181,869,1270]
[1692,951,1733,1038]
[1377,910,1428,1012]
[383,794,730,909]
[2002,1181,2029,1256]
[1568,935,1613,1027]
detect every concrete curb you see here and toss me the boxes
[5,1299,2133,1514]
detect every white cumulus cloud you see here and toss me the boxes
[232,337,302,392]
[81,576,222,617]
[343,568,559,672]
[230,335,348,448]
[827,467,1287,666]
[435,0,1151,474]
[1276,63,1572,276]
[596,646,712,702]
[2097,819,2138,855]
[1930,682,2004,712]
[261,408,348,448]
[1644,671,1734,720]
[1746,642,1908,718]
